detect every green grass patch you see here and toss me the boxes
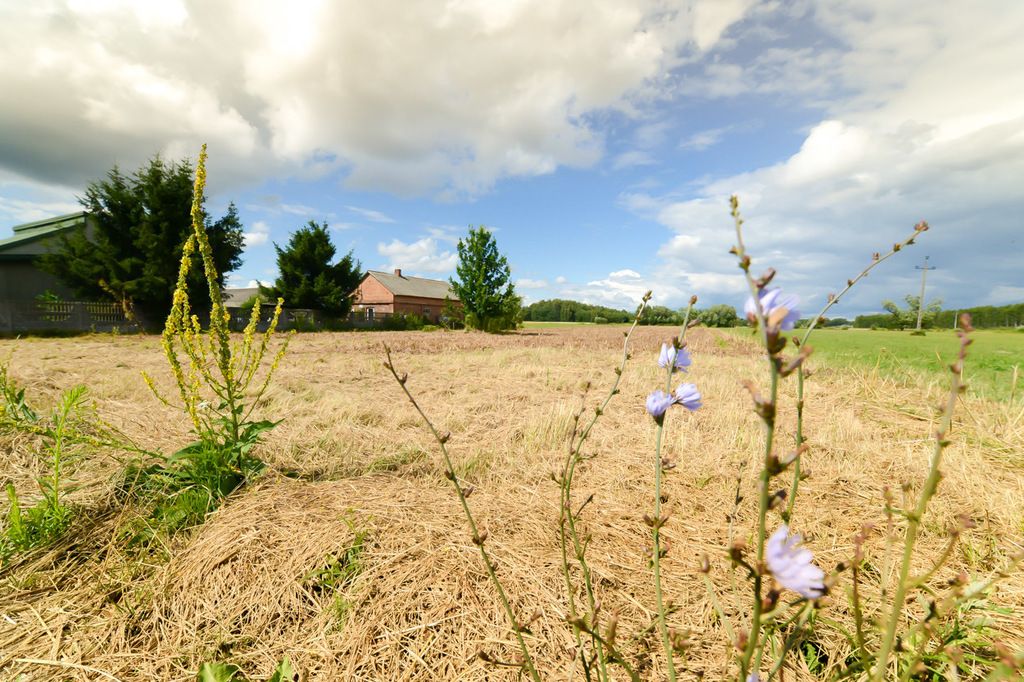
[726,328,1023,401]
[117,437,267,547]
[303,513,369,627]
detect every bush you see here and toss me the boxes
[593,316,609,324]
[380,313,427,331]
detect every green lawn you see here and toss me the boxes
[781,328,1024,401]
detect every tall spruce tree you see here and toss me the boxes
[263,221,362,315]
[449,226,520,332]
[39,154,244,322]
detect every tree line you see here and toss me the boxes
[854,297,1024,329]
[522,300,744,327]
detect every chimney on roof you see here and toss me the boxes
[394,268,402,277]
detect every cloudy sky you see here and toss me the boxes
[2,0,1022,316]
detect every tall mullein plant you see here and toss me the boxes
[644,296,703,681]
[143,145,290,457]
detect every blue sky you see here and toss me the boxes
[2,1,1022,317]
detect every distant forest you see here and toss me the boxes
[521,299,633,323]
[521,299,742,327]
[854,301,1024,329]
[524,298,1024,331]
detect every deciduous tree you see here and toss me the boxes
[882,294,942,329]
[449,226,520,332]
[695,304,739,328]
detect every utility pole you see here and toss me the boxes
[915,255,936,331]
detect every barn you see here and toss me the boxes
[352,269,459,323]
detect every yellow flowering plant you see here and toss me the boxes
[143,144,290,469]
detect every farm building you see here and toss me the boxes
[353,269,459,323]
[0,211,90,302]
[0,212,132,334]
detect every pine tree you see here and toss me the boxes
[39,154,244,322]
[263,221,362,315]
[449,226,521,332]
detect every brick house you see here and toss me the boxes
[353,269,459,323]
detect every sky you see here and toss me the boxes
[1,0,1022,317]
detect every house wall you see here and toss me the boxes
[0,259,76,301]
[352,273,463,322]
[353,275,395,308]
[393,295,460,322]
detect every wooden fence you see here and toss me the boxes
[0,300,131,334]
[0,300,403,335]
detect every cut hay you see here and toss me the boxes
[1,327,1022,679]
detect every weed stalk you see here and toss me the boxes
[384,346,541,682]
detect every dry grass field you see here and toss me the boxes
[1,326,1022,680]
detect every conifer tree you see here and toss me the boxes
[39,154,244,322]
[262,220,362,315]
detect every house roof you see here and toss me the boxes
[222,287,261,306]
[366,270,458,300]
[0,211,89,254]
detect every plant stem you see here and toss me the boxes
[730,196,781,678]
[870,319,968,682]
[786,223,928,522]
[559,297,650,680]
[740,366,779,678]
[650,299,696,682]
[385,348,541,682]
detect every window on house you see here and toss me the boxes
[366,308,374,320]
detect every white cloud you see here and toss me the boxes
[345,205,395,223]
[692,0,757,51]
[629,1,1024,311]
[555,275,568,284]
[984,286,1024,306]
[377,236,458,274]
[556,269,675,309]
[0,1,756,197]
[0,173,81,226]
[0,196,80,226]
[612,150,657,170]
[280,203,320,216]
[425,225,462,244]
[516,278,548,289]
[680,126,728,150]
[243,220,271,247]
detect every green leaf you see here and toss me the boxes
[267,656,297,682]
[196,662,242,682]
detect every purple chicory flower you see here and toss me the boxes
[673,383,702,411]
[646,390,675,419]
[744,287,801,330]
[658,343,692,372]
[747,674,761,682]
[765,524,825,599]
